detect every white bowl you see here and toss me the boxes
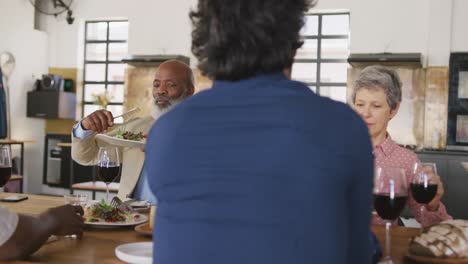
[115,242,153,264]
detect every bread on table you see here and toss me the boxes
[409,220,468,258]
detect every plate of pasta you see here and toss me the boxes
[84,200,148,227]
[96,131,147,148]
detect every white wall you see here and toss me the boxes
[44,0,467,69]
[314,0,468,66]
[0,0,49,194]
[451,0,468,52]
[44,0,198,68]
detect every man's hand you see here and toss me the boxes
[39,204,85,239]
[81,110,114,133]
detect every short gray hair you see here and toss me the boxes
[351,65,402,110]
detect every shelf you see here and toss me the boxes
[71,181,119,192]
[0,139,35,144]
[10,175,23,181]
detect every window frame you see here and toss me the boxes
[294,12,350,98]
[82,20,128,117]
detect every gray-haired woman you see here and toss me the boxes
[352,65,451,227]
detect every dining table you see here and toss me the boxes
[0,193,441,264]
[371,225,422,264]
[0,193,151,264]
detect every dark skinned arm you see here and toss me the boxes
[0,204,84,261]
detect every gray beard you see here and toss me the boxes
[150,97,185,120]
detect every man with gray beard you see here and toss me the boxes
[71,60,194,202]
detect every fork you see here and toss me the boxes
[110,196,133,213]
[113,107,141,121]
[112,107,141,132]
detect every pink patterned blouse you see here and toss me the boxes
[373,135,452,227]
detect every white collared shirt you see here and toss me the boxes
[0,206,18,246]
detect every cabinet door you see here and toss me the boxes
[447,158,468,219]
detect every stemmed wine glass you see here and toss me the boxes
[97,146,120,203]
[0,146,12,192]
[373,166,408,264]
[411,163,438,227]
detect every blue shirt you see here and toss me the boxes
[132,164,158,204]
[146,73,374,264]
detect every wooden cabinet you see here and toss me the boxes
[416,150,468,219]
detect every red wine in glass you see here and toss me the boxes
[410,183,438,204]
[0,146,12,190]
[97,165,120,184]
[97,146,120,203]
[373,193,408,221]
[373,166,408,264]
[0,167,12,187]
[412,162,439,227]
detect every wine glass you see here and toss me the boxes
[64,194,89,207]
[411,163,438,227]
[97,146,120,203]
[373,166,408,264]
[63,193,88,238]
[0,146,12,192]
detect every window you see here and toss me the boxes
[292,13,350,102]
[82,20,128,120]
[447,53,468,148]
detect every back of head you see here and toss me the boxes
[190,0,313,81]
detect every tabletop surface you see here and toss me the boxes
[0,193,151,264]
[0,193,446,264]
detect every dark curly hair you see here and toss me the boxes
[190,0,313,81]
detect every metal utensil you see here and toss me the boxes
[113,107,140,120]
[110,196,134,213]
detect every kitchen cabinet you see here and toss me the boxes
[416,150,468,219]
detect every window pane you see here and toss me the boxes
[308,86,316,93]
[84,84,105,102]
[292,63,316,83]
[295,39,317,60]
[109,22,129,40]
[108,64,126,82]
[85,64,106,82]
[86,43,107,61]
[320,86,347,102]
[320,63,348,83]
[321,39,349,59]
[108,43,128,61]
[86,22,107,40]
[107,105,124,124]
[108,84,124,103]
[83,104,100,117]
[456,115,468,143]
[458,71,468,99]
[300,15,318,36]
[322,15,349,35]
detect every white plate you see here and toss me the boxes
[84,201,148,227]
[85,213,148,227]
[96,134,146,148]
[115,242,153,264]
